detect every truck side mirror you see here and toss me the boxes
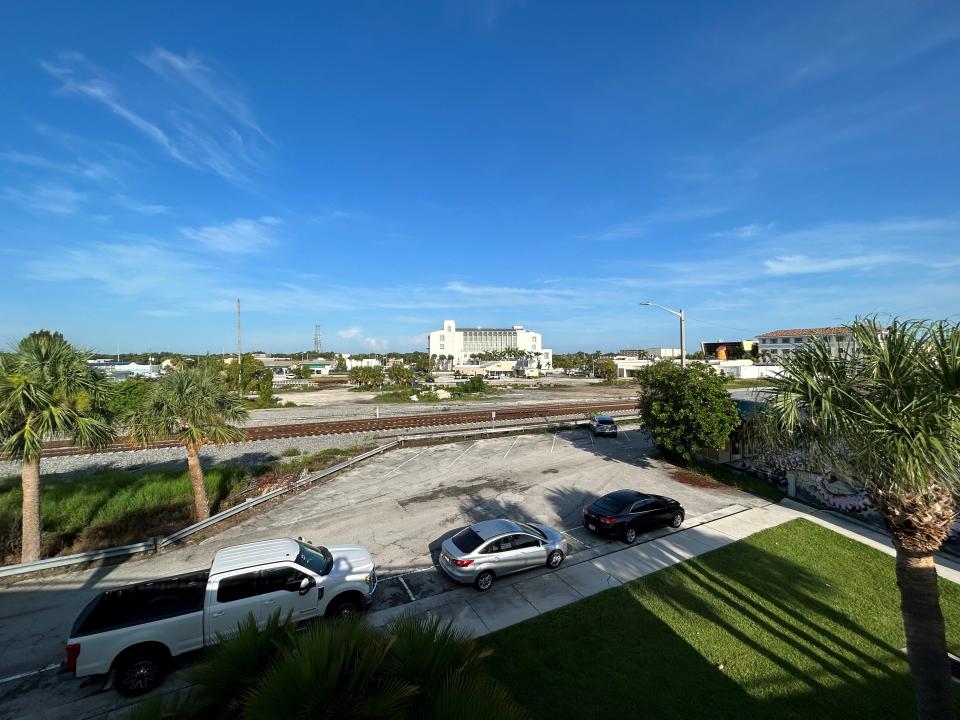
[299,576,315,595]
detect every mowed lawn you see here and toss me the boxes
[485,520,960,719]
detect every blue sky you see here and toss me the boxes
[2,1,959,354]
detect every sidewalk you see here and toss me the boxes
[367,500,960,638]
[367,502,804,637]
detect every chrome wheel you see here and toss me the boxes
[671,513,683,528]
[119,659,160,695]
[624,528,637,544]
[547,550,564,568]
[475,571,494,591]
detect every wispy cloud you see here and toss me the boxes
[2,183,86,215]
[113,194,169,215]
[180,216,280,253]
[763,253,903,276]
[41,50,268,184]
[337,326,386,350]
[585,206,726,241]
[710,222,775,239]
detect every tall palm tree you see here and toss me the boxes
[125,368,248,521]
[759,318,959,719]
[0,331,114,562]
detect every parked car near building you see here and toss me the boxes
[439,519,569,591]
[589,415,619,437]
[64,537,377,696]
[582,490,684,543]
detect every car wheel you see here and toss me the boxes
[327,597,360,619]
[624,527,637,544]
[546,550,564,569]
[670,511,684,528]
[114,651,166,697]
[474,570,495,592]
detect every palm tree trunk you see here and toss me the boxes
[186,444,210,521]
[895,548,954,720]
[20,458,42,563]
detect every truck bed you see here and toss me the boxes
[71,570,210,638]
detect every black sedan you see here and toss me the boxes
[582,490,685,543]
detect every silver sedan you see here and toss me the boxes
[438,518,569,592]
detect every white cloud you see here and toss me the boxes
[113,194,169,215]
[710,222,775,238]
[2,183,86,214]
[585,206,726,241]
[180,216,280,253]
[763,253,903,275]
[41,51,267,184]
[337,326,386,350]
[337,327,362,339]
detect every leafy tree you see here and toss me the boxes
[125,368,248,521]
[388,364,414,386]
[223,353,264,394]
[295,364,313,380]
[758,318,960,718]
[334,354,347,372]
[255,372,276,407]
[597,359,618,381]
[0,331,115,562]
[636,361,740,461]
[132,615,526,720]
[106,378,154,418]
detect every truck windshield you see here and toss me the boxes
[296,543,333,576]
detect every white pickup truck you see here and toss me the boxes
[63,537,377,695]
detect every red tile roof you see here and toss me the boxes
[757,326,849,338]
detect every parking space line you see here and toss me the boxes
[397,576,417,602]
[589,431,595,449]
[448,441,478,467]
[503,435,521,459]
[620,430,632,444]
[383,449,427,478]
[0,663,59,686]
[551,433,557,453]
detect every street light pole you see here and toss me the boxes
[639,301,687,368]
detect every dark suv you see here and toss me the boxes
[582,490,684,543]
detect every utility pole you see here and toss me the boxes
[236,298,242,391]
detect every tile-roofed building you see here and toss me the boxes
[757,326,855,357]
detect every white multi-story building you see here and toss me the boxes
[428,320,552,369]
[756,327,857,357]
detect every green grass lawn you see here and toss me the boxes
[726,378,772,389]
[485,519,960,719]
[0,446,370,562]
[0,466,248,560]
[685,457,786,502]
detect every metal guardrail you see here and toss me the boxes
[157,442,397,548]
[1,410,639,579]
[0,442,398,579]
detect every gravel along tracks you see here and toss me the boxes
[40,400,639,458]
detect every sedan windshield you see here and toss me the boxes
[518,522,547,540]
[452,528,484,553]
[598,417,615,425]
[296,543,333,575]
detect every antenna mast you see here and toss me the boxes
[314,324,322,355]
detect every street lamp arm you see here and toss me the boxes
[639,300,681,318]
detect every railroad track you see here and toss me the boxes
[40,400,640,457]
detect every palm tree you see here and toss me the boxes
[0,331,114,562]
[759,318,959,719]
[125,368,248,521]
[388,364,413,386]
[132,614,527,720]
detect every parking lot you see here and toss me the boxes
[0,427,767,719]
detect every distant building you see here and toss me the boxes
[756,327,857,358]
[617,348,682,359]
[700,340,758,361]
[87,360,160,381]
[428,320,552,369]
